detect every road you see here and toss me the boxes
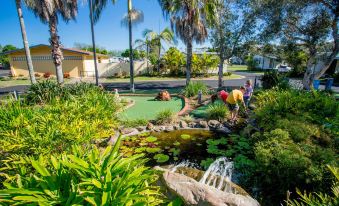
[0,72,260,94]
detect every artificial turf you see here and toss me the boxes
[119,96,184,120]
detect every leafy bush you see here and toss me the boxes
[155,109,175,124]
[245,55,258,71]
[223,72,232,76]
[0,144,164,205]
[276,119,320,142]
[161,47,185,76]
[260,70,290,90]
[182,81,209,97]
[0,87,120,159]
[288,165,339,206]
[26,81,99,104]
[206,103,229,121]
[121,118,149,127]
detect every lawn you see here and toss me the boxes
[227,65,264,75]
[100,74,244,83]
[119,96,184,120]
[0,78,73,88]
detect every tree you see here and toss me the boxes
[158,0,217,86]
[121,49,143,59]
[15,0,36,84]
[89,0,99,86]
[253,0,339,90]
[135,30,154,72]
[210,0,256,87]
[142,28,175,73]
[24,0,78,84]
[0,45,17,70]
[161,47,185,76]
[94,0,143,92]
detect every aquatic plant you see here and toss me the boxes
[154,154,170,163]
[180,134,191,140]
[146,136,158,142]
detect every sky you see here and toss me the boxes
[0,0,209,52]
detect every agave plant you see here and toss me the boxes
[0,140,165,205]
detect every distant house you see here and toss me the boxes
[314,52,339,74]
[253,55,279,70]
[0,44,109,78]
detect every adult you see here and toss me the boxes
[226,87,246,122]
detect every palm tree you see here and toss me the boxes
[24,0,78,84]
[93,0,143,93]
[15,0,36,84]
[158,0,216,86]
[143,28,175,73]
[88,0,99,86]
[134,31,153,74]
[135,28,175,74]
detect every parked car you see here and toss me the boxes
[275,64,292,73]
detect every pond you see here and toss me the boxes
[119,96,184,120]
[120,129,251,170]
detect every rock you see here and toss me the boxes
[173,125,180,130]
[198,121,208,128]
[208,120,222,129]
[157,169,260,206]
[108,130,120,146]
[188,122,197,128]
[120,127,138,135]
[153,126,162,132]
[146,122,154,130]
[136,126,145,132]
[179,120,188,128]
[249,104,256,110]
[216,126,232,135]
[164,126,174,132]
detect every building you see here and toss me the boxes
[0,44,110,78]
[253,55,279,70]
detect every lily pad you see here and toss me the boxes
[173,157,179,161]
[169,148,181,156]
[153,154,170,163]
[146,147,161,153]
[180,134,191,140]
[134,147,147,153]
[173,141,181,146]
[145,136,158,142]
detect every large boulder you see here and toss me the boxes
[179,120,188,128]
[156,168,260,206]
[199,121,209,128]
[208,120,222,129]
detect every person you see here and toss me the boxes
[211,90,229,104]
[243,80,253,107]
[226,87,246,122]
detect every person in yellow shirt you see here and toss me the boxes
[226,86,246,122]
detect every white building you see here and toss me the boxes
[253,55,279,70]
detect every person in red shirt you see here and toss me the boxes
[211,90,228,104]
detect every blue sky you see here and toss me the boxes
[0,0,209,52]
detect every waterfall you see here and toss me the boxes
[199,157,234,192]
[171,160,197,172]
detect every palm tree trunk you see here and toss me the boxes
[146,44,149,74]
[16,0,36,84]
[128,0,135,92]
[49,15,64,84]
[157,39,161,73]
[186,38,193,86]
[89,0,99,86]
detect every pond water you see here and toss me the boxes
[120,129,250,169]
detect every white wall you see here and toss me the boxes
[97,61,148,77]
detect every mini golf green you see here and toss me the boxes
[120,96,184,120]
[190,100,224,118]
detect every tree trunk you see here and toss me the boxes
[157,39,161,73]
[128,0,135,92]
[186,38,193,86]
[146,44,149,74]
[16,0,36,84]
[218,57,224,88]
[89,0,99,86]
[49,15,64,84]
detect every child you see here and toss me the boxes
[243,80,253,107]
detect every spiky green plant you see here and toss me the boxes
[206,102,229,121]
[182,81,209,97]
[155,109,175,124]
[0,141,165,205]
[287,165,338,206]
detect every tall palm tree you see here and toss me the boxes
[15,0,36,84]
[88,0,99,86]
[135,31,153,73]
[24,0,78,84]
[158,0,216,85]
[93,0,143,93]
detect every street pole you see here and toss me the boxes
[89,0,99,86]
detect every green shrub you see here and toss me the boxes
[121,118,149,127]
[206,103,229,121]
[276,119,320,142]
[223,72,232,76]
[0,89,120,159]
[0,144,164,205]
[260,70,290,90]
[182,81,209,97]
[155,109,175,124]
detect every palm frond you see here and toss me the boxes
[121,9,144,28]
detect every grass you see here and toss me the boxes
[100,74,243,83]
[228,65,264,75]
[190,100,225,119]
[119,96,184,120]
[0,78,72,88]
